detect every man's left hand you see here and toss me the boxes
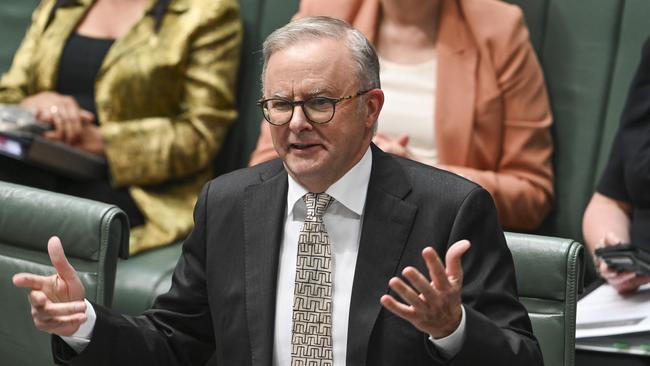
[380,240,471,338]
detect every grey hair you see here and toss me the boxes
[261,16,381,92]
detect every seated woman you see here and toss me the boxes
[0,0,241,253]
[249,0,554,231]
[583,38,650,294]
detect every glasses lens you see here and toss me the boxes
[264,99,293,125]
[304,97,335,123]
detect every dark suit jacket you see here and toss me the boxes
[54,145,543,366]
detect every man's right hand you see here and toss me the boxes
[12,236,88,337]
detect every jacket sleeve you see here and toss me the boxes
[101,0,242,186]
[0,0,53,103]
[52,183,215,366]
[444,187,543,365]
[444,5,554,231]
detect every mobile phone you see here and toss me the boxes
[595,243,650,276]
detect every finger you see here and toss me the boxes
[422,247,448,291]
[380,294,416,321]
[401,266,436,300]
[388,276,426,309]
[28,290,49,308]
[599,261,611,275]
[604,232,622,246]
[12,273,50,291]
[62,97,82,142]
[47,237,78,284]
[50,106,65,137]
[34,313,87,334]
[445,240,471,285]
[80,110,95,124]
[57,103,75,144]
[40,301,87,317]
[607,272,636,287]
[614,276,644,294]
[36,108,55,124]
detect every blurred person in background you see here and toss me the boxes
[249,0,554,231]
[583,38,650,294]
[0,0,242,253]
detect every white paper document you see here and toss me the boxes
[576,283,650,339]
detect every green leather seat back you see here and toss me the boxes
[113,241,182,315]
[506,232,584,366]
[0,182,128,366]
[0,0,38,73]
[507,0,650,244]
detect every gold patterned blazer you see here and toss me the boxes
[0,0,242,253]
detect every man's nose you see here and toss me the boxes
[288,104,312,132]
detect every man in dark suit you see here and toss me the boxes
[13,16,543,366]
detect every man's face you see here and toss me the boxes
[264,38,382,192]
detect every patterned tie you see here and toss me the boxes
[291,192,334,366]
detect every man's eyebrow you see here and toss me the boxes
[303,87,334,98]
[267,87,334,99]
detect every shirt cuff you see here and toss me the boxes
[60,299,96,353]
[428,305,466,359]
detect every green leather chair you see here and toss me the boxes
[0,181,129,366]
[506,232,584,366]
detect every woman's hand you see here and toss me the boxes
[72,124,105,156]
[598,232,650,294]
[373,132,413,159]
[21,92,95,144]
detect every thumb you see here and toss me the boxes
[48,236,78,284]
[445,240,471,283]
[604,232,622,246]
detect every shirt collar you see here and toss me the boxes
[286,147,372,217]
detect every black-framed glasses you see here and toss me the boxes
[256,90,371,126]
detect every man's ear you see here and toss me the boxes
[364,89,384,128]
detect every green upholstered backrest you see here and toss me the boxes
[0,182,128,366]
[0,0,39,73]
[506,232,584,366]
[507,0,650,243]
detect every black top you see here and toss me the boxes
[597,37,650,249]
[56,33,114,122]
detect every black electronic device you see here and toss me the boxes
[0,104,106,180]
[595,243,650,276]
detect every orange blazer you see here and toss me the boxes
[249,0,554,231]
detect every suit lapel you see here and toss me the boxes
[346,146,417,366]
[435,0,478,166]
[243,163,287,366]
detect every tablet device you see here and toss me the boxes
[595,243,650,276]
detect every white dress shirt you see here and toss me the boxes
[272,147,465,365]
[65,147,466,361]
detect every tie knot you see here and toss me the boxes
[303,192,333,218]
